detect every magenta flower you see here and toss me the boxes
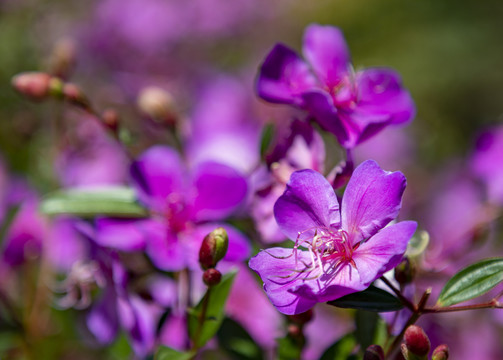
[256,24,415,148]
[249,160,416,314]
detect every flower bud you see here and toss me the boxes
[48,37,76,79]
[11,72,52,100]
[432,344,449,360]
[63,83,89,108]
[199,227,228,270]
[403,325,430,359]
[202,268,222,287]
[394,257,415,285]
[364,344,384,360]
[102,109,120,134]
[137,86,177,126]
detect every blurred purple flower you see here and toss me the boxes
[256,24,415,148]
[249,160,416,314]
[56,119,128,187]
[95,146,250,271]
[470,126,503,205]
[251,119,325,243]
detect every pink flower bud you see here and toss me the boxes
[102,109,120,133]
[432,344,449,360]
[137,86,177,126]
[63,83,89,108]
[203,268,222,287]
[403,325,430,359]
[364,344,385,360]
[199,227,228,270]
[11,72,51,100]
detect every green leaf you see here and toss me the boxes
[40,186,148,218]
[217,318,263,360]
[437,257,503,306]
[319,333,357,360]
[259,123,275,158]
[188,270,237,348]
[354,310,379,352]
[155,346,195,360]
[277,335,302,360]
[327,286,404,312]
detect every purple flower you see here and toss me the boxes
[256,24,415,148]
[470,126,503,205]
[249,160,416,314]
[95,146,250,271]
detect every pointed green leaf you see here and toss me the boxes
[40,186,148,218]
[188,270,237,348]
[155,346,195,360]
[319,333,357,360]
[260,123,275,159]
[327,286,404,312]
[437,257,503,306]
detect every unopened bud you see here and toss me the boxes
[137,86,177,126]
[199,227,228,270]
[12,72,52,100]
[48,38,76,78]
[403,325,430,359]
[432,344,449,360]
[394,257,415,285]
[202,268,221,287]
[63,83,89,108]
[364,344,384,360]
[288,309,313,325]
[102,109,119,133]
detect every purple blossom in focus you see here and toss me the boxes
[256,24,415,148]
[249,160,416,314]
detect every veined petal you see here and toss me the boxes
[353,221,417,286]
[302,24,351,88]
[274,169,340,241]
[341,160,406,245]
[256,43,318,106]
[191,161,247,221]
[248,247,318,315]
[130,146,187,211]
[249,248,365,314]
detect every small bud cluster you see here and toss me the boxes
[401,325,449,360]
[137,86,178,127]
[198,227,229,287]
[364,344,384,360]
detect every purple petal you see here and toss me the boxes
[95,218,159,251]
[302,24,350,88]
[301,90,351,147]
[355,68,415,126]
[130,146,187,211]
[145,224,187,271]
[146,275,178,307]
[248,247,318,314]
[46,217,89,272]
[191,161,247,221]
[249,247,365,314]
[87,288,119,344]
[353,221,417,286]
[127,296,160,357]
[225,263,282,348]
[256,43,318,106]
[159,314,189,351]
[341,160,406,245]
[274,169,340,241]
